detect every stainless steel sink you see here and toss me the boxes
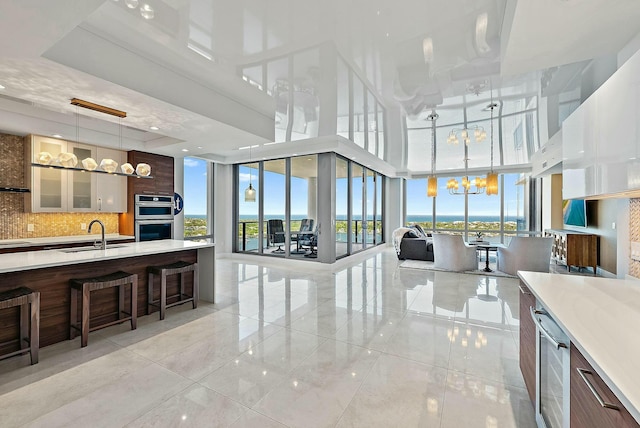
[59,245,127,253]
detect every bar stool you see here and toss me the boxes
[147,261,198,320]
[69,271,137,348]
[0,287,39,365]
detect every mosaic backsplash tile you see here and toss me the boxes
[0,133,120,239]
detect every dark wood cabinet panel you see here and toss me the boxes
[128,150,174,196]
[545,229,598,275]
[120,151,174,236]
[0,250,196,349]
[519,281,536,404]
[570,344,640,428]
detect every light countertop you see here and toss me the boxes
[0,234,136,248]
[0,239,214,274]
[518,271,640,423]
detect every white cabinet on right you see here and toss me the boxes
[595,52,640,195]
[95,147,127,213]
[562,99,598,199]
[562,48,640,198]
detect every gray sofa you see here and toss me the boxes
[399,237,434,261]
[397,225,434,261]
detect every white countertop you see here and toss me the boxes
[518,271,640,422]
[0,234,135,248]
[0,239,214,274]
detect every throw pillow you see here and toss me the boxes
[403,229,420,238]
[412,224,427,237]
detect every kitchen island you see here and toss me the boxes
[518,271,640,426]
[0,240,214,348]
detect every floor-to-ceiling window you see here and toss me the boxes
[406,178,433,232]
[237,162,259,252]
[405,172,531,243]
[375,172,383,243]
[183,157,212,241]
[236,155,320,259]
[236,154,384,262]
[290,155,318,256]
[351,163,364,252]
[262,159,286,256]
[335,157,349,258]
[365,169,375,245]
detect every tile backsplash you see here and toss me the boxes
[0,132,120,239]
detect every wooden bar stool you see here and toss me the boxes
[147,261,198,320]
[0,287,39,365]
[69,271,137,348]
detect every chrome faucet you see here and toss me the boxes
[88,219,106,250]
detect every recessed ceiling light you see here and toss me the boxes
[181,148,189,152]
[52,134,62,138]
[0,84,5,90]
[149,126,159,131]
[197,146,203,149]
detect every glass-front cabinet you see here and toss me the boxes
[26,134,127,213]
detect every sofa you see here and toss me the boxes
[394,225,434,261]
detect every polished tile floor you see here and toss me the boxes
[0,246,536,427]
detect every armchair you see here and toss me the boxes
[497,236,553,276]
[299,227,318,258]
[267,219,286,253]
[432,233,478,271]
[291,218,314,254]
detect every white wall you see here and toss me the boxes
[384,177,404,243]
[214,163,234,255]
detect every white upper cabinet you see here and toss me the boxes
[26,135,127,213]
[95,147,127,213]
[562,99,598,199]
[562,49,640,198]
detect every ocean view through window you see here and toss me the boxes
[183,157,210,239]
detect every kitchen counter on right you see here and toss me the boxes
[518,271,640,425]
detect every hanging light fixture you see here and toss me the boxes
[426,111,438,197]
[486,92,499,196]
[446,136,486,195]
[244,145,256,202]
[446,125,487,145]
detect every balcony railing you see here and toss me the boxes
[237,219,383,252]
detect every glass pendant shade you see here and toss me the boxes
[82,157,98,171]
[135,163,151,176]
[37,151,52,165]
[121,162,135,174]
[486,172,499,195]
[58,152,78,168]
[244,183,256,202]
[100,158,119,173]
[427,176,438,197]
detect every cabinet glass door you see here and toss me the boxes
[71,145,95,210]
[36,139,65,210]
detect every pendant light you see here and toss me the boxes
[244,145,256,202]
[486,87,499,196]
[426,111,438,197]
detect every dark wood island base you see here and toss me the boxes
[0,250,197,350]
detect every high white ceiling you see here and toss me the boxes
[0,0,639,166]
